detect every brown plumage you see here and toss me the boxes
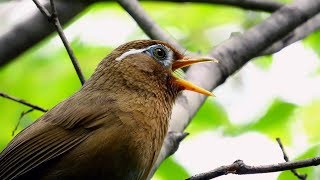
[0,40,214,180]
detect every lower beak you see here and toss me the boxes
[171,56,218,96]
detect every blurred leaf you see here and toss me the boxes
[278,145,320,180]
[300,100,320,143]
[154,157,189,180]
[247,99,296,143]
[186,98,230,135]
[250,99,297,143]
[243,11,269,29]
[253,55,273,70]
[227,99,297,143]
[141,3,245,53]
[304,30,320,58]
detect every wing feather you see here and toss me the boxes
[0,125,89,180]
[0,91,116,180]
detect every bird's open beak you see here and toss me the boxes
[171,56,218,96]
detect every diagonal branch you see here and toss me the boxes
[187,157,320,179]
[0,0,285,68]
[262,13,320,55]
[0,92,47,112]
[1,0,320,177]
[32,0,85,85]
[148,0,283,12]
[150,0,320,177]
[0,0,86,67]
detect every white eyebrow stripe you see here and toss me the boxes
[115,48,147,61]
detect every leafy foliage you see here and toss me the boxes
[225,99,297,144]
[186,98,230,135]
[304,30,320,58]
[154,157,189,180]
[0,1,320,179]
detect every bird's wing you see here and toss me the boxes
[0,92,115,180]
[0,124,90,180]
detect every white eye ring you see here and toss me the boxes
[145,44,173,68]
[151,46,167,61]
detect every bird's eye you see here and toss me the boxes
[152,47,167,60]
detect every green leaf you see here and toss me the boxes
[141,2,245,53]
[304,30,320,58]
[278,145,320,180]
[253,55,273,70]
[186,98,230,135]
[300,100,320,142]
[227,99,297,143]
[154,157,189,180]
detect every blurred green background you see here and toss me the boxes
[1,0,320,179]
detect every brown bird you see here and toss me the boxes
[0,40,215,180]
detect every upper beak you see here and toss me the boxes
[172,57,218,71]
[171,56,218,96]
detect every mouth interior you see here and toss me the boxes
[172,68,186,80]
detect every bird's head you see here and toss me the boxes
[88,40,216,99]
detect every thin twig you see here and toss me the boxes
[12,109,34,136]
[32,0,51,18]
[32,0,86,85]
[276,138,307,180]
[187,157,320,180]
[0,92,47,112]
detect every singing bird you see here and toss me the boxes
[0,40,215,180]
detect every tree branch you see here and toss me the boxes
[0,0,284,68]
[32,0,86,85]
[187,157,320,180]
[150,0,320,177]
[147,0,283,12]
[2,0,320,178]
[0,92,47,112]
[0,0,86,67]
[262,13,320,55]
[276,138,307,180]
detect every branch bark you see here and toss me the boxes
[0,0,86,67]
[1,0,320,178]
[187,158,320,179]
[147,0,283,12]
[262,13,320,55]
[0,0,284,68]
[149,0,320,177]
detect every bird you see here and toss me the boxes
[0,40,215,180]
